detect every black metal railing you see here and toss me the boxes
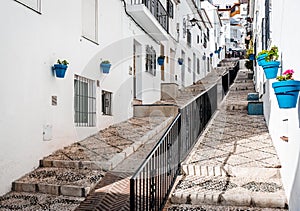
[179,84,218,161]
[130,113,181,211]
[130,0,169,32]
[130,62,239,211]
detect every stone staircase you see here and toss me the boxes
[167,69,288,210]
[0,116,173,210]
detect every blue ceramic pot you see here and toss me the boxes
[101,63,111,74]
[262,61,280,79]
[256,54,267,66]
[272,80,300,108]
[54,64,68,78]
[157,57,164,66]
[249,54,255,61]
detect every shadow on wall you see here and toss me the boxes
[289,148,300,210]
[289,99,300,210]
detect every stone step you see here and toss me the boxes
[170,175,287,209]
[40,116,173,171]
[12,167,105,197]
[0,191,84,210]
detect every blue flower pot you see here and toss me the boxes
[178,59,183,65]
[157,57,165,66]
[53,64,68,78]
[262,61,280,79]
[272,80,300,108]
[101,63,111,74]
[256,54,267,66]
[249,54,255,61]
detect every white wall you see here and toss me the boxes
[253,0,300,209]
[0,0,224,195]
[0,0,162,195]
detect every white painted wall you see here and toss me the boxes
[252,0,300,209]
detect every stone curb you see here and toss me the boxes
[170,190,287,208]
[182,164,226,177]
[12,181,96,197]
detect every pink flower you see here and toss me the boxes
[283,69,294,75]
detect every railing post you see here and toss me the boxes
[130,178,135,211]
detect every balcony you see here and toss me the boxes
[127,0,169,41]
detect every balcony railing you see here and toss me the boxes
[130,0,169,32]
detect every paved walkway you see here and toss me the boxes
[167,69,288,210]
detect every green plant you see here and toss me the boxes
[257,49,268,57]
[276,69,294,81]
[265,46,279,62]
[101,60,110,64]
[57,59,69,65]
[158,55,165,59]
[245,60,253,70]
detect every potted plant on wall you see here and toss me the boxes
[272,69,300,108]
[256,49,268,66]
[247,48,255,60]
[53,59,69,78]
[262,46,280,79]
[157,55,165,66]
[100,60,111,74]
[178,58,183,65]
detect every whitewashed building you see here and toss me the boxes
[214,0,247,54]
[250,0,300,209]
[0,0,224,195]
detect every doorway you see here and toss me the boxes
[133,40,142,100]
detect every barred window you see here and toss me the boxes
[145,45,156,76]
[74,75,96,127]
[15,0,41,13]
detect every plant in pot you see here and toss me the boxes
[178,58,183,65]
[100,60,111,74]
[246,48,254,60]
[272,69,300,108]
[53,59,69,78]
[157,55,165,66]
[256,49,268,66]
[262,46,280,79]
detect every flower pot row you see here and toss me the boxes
[256,47,300,109]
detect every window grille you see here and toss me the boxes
[15,0,41,13]
[102,91,112,115]
[74,75,96,127]
[145,45,156,76]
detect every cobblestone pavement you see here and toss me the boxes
[168,69,288,210]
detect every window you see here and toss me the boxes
[197,58,200,74]
[102,91,112,115]
[188,58,192,73]
[167,0,174,18]
[15,0,41,13]
[74,75,96,127]
[187,29,192,47]
[197,35,200,44]
[145,45,156,76]
[82,0,98,43]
